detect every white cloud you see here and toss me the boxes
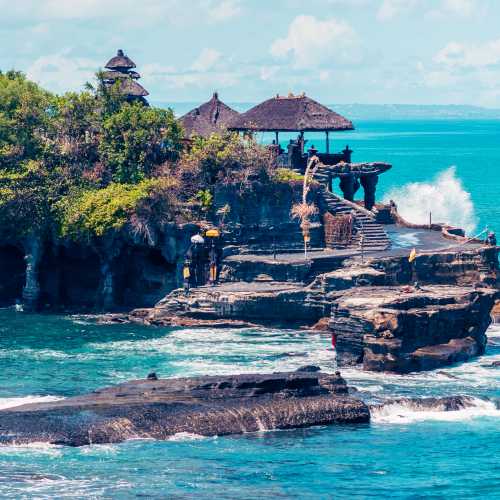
[270,15,358,69]
[206,0,241,22]
[0,0,241,25]
[156,71,240,90]
[441,0,476,16]
[191,48,221,72]
[141,50,240,91]
[26,52,98,93]
[259,66,279,81]
[427,0,483,18]
[434,39,500,68]
[377,0,417,21]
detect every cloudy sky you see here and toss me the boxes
[1,0,500,106]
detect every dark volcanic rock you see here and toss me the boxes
[329,285,496,373]
[0,372,368,446]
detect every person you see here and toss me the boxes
[183,260,191,296]
[14,299,23,312]
[188,234,206,286]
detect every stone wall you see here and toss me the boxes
[213,181,324,251]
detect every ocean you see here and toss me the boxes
[1,119,499,499]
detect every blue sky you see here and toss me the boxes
[1,0,500,107]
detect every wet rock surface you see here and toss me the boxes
[330,285,496,372]
[370,395,485,413]
[0,371,368,446]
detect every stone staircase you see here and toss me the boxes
[316,185,391,252]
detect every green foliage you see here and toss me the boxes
[176,132,274,199]
[272,168,304,183]
[99,102,183,184]
[58,181,157,240]
[0,160,69,238]
[0,71,277,242]
[0,71,53,170]
[193,189,213,212]
[51,91,100,176]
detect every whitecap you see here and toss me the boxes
[371,397,500,424]
[0,395,63,411]
[167,432,211,442]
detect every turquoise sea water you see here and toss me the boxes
[1,120,500,498]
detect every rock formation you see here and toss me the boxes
[0,371,369,446]
[329,285,495,372]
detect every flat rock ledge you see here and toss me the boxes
[0,371,369,447]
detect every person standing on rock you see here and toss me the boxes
[188,234,205,286]
[183,260,191,296]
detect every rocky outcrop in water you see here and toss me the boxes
[0,371,369,446]
[330,285,495,372]
[370,395,487,413]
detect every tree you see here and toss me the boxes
[51,91,101,182]
[99,102,183,184]
[175,132,274,200]
[0,70,53,171]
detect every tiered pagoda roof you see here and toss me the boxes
[180,92,239,138]
[229,93,354,132]
[102,49,149,100]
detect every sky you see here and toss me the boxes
[1,0,500,107]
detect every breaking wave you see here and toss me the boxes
[384,167,477,234]
[0,396,63,411]
[371,396,500,424]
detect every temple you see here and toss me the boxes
[229,93,354,171]
[102,49,149,104]
[180,92,239,138]
[180,91,392,249]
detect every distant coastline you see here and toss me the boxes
[157,101,500,121]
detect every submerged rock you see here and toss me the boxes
[0,371,369,446]
[370,395,482,413]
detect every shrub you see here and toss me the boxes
[58,181,156,240]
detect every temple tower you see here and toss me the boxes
[102,49,149,103]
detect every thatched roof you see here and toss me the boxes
[179,92,240,138]
[117,79,149,97]
[229,94,354,132]
[105,49,136,70]
[102,70,140,80]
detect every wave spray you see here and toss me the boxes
[384,167,477,234]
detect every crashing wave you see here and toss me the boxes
[371,395,499,424]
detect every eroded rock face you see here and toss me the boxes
[0,372,368,446]
[329,285,496,373]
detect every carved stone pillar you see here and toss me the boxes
[339,173,360,202]
[22,236,42,310]
[360,175,379,211]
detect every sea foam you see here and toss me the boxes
[384,167,477,234]
[371,396,500,424]
[0,395,63,410]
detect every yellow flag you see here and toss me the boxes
[408,248,417,263]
